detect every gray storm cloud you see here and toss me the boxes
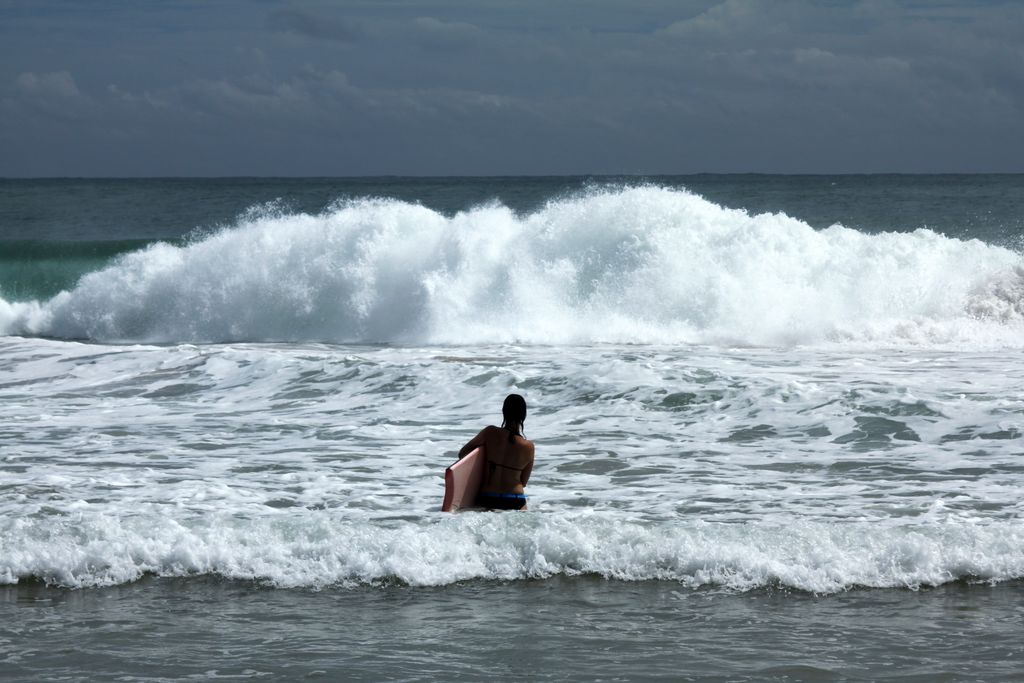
[0,0,1021,176]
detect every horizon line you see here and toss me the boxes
[3,171,1024,181]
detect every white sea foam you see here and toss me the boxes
[1,187,1022,347]
[3,189,1024,597]
[3,511,1022,592]
[2,338,1023,593]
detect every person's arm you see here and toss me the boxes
[458,426,491,458]
[520,444,535,486]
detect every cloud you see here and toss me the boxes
[658,0,809,44]
[411,17,485,51]
[267,8,360,44]
[6,70,101,128]
[1,0,1023,174]
[15,71,81,98]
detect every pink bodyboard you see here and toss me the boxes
[442,447,485,512]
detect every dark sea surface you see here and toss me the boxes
[6,579,1024,681]
[2,175,1024,681]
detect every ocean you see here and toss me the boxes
[2,175,1023,681]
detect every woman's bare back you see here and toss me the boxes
[459,425,535,494]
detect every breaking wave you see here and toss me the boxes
[3,512,1022,592]
[2,186,1023,347]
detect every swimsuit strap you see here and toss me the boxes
[489,460,523,473]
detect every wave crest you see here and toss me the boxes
[2,187,1022,346]
[4,512,1021,592]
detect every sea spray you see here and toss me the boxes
[0,186,1022,346]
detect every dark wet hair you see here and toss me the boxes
[501,393,527,442]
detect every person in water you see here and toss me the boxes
[458,393,535,511]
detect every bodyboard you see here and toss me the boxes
[442,447,485,512]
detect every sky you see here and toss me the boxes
[1,0,1022,176]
